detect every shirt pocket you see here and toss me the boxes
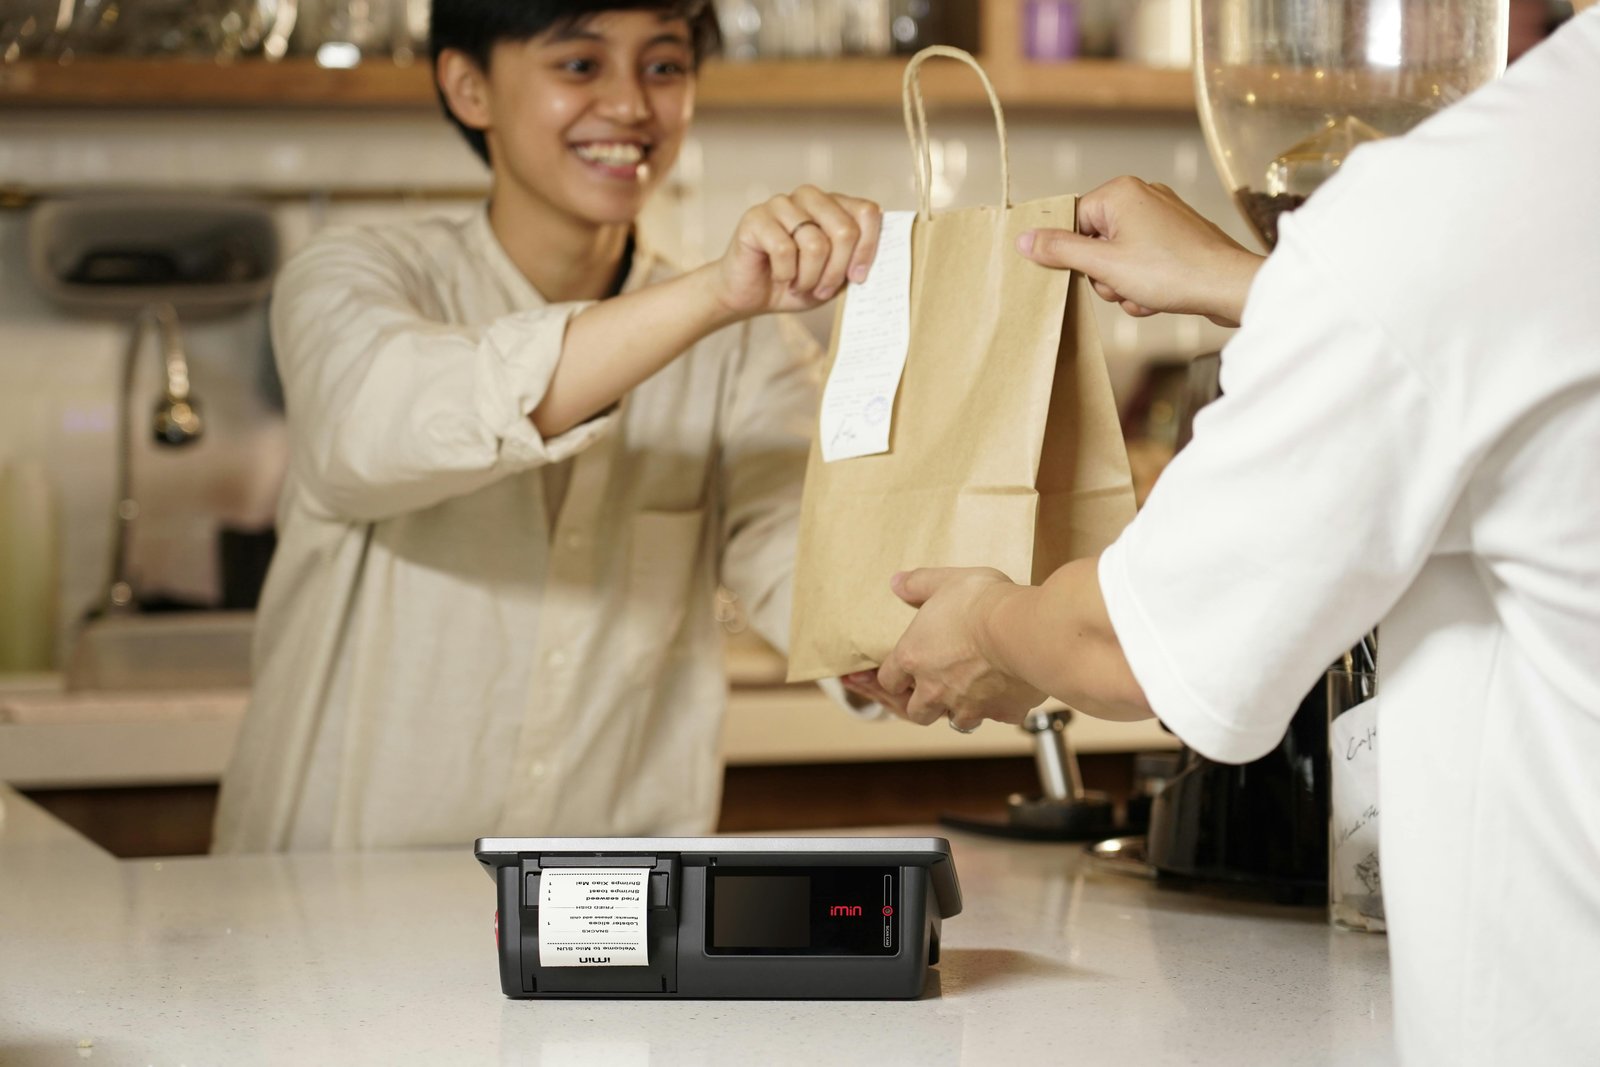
[622,507,708,683]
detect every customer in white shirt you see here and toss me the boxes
[853,7,1600,1064]
[214,2,881,852]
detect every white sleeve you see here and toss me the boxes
[713,316,882,719]
[1097,229,1469,763]
[273,231,615,523]
[715,314,819,654]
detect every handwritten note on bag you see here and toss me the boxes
[1330,696,1383,916]
[819,211,915,462]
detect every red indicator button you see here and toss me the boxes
[882,905,894,917]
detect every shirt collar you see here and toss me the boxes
[469,202,659,308]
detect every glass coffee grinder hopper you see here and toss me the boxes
[1198,0,1509,252]
[1106,0,1510,899]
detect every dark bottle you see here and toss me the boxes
[890,0,980,54]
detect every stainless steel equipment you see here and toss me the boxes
[105,303,205,613]
[27,194,279,686]
[942,708,1118,840]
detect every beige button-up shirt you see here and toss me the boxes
[213,208,824,852]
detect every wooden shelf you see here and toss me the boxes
[706,57,1194,112]
[0,56,1194,114]
[0,57,436,109]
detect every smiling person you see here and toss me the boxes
[858,6,1600,1063]
[212,0,882,852]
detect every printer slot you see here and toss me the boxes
[525,870,670,908]
[517,855,680,995]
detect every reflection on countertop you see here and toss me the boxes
[0,783,1394,1067]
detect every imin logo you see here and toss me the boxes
[828,904,863,917]
[579,956,612,964]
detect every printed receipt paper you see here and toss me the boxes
[819,210,915,462]
[538,868,649,967]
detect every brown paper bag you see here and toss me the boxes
[786,46,1138,683]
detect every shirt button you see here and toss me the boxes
[546,650,568,668]
[529,760,548,779]
[564,532,586,550]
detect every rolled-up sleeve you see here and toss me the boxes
[714,315,884,719]
[1098,225,1468,764]
[273,229,615,522]
[715,314,821,650]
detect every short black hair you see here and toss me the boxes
[430,1,722,166]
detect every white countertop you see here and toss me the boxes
[0,784,1394,1067]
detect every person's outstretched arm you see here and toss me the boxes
[843,561,1150,732]
[1019,176,1265,328]
[535,185,882,436]
[276,187,878,523]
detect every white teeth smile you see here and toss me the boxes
[573,142,646,167]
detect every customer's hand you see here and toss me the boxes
[1020,177,1264,328]
[709,185,882,317]
[841,670,904,714]
[873,568,1046,731]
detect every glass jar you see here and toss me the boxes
[117,0,275,58]
[298,0,391,65]
[389,0,427,65]
[1195,0,1509,249]
[841,0,892,56]
[1023,0,1080,61]
[1,0,73,61]
[714,0,762,60]
[1120,0,1192,68]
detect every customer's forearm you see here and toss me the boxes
[532,265,744,437]
[978,556,1154,721]
[1207,249,1265,328]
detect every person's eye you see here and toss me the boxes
[645,59,688,79]
[559,57,598,76]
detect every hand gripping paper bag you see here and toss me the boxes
[786,46,1138,682]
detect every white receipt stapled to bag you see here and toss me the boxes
[819,210,915,463]
[538,868,650,967]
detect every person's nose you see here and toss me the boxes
[596,70,652,125]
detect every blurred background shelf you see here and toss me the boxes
[0,56,1195,112]
[702,57,1194,111]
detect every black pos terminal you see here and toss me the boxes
[475,837,962,999]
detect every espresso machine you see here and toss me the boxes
[1125,0,1510,899]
